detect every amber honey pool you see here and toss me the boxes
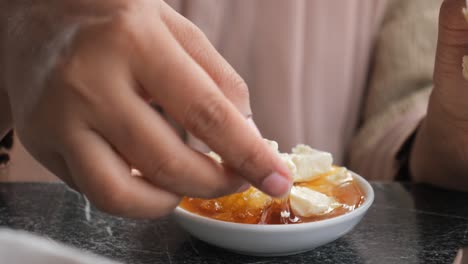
[180,168,365,225]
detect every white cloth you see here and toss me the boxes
[0,229,119,264]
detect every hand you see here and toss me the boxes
[411,0,468,190]
[0,0,291,218]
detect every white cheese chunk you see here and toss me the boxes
[265,140,333,183]
[265,139,299,178]
[246,188,273,210]
[279,153,297,178]
[326,167,353,185]
[290,145,333,182]
[289,186,341,217]
[208,139,334,185]
[265,139,279,153]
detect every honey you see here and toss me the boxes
[179,169,365,225]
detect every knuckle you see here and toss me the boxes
[227,73,250,102]
[54,64,103,114]
[232,75,249,98]
[105,14,143,53]
[215,68,251,115]
[174,23,209,61]
[113,13,138,37]
[183,95,230,138]
[186,23,206,39]
[50,38,86,85]
[178,22,207,47]
[67,12,142,63]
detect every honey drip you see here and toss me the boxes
[259,195,297,225]
[180,170,365,225]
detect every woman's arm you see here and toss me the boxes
[348,0,441,181]
[410,0,468,191]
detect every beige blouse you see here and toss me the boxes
[2,0,442,182]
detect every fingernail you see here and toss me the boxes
[236,183,251,193]
[246,117,262,136]
[261,172,292,198]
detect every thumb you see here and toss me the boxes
[432,0,468,118]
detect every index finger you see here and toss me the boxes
[133,26,292,197]
[160,2,251,116]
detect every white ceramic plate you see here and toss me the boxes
[173,172,374,256]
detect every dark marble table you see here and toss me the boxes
[0,182,467,264]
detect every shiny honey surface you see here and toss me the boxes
[180,169,365,224]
